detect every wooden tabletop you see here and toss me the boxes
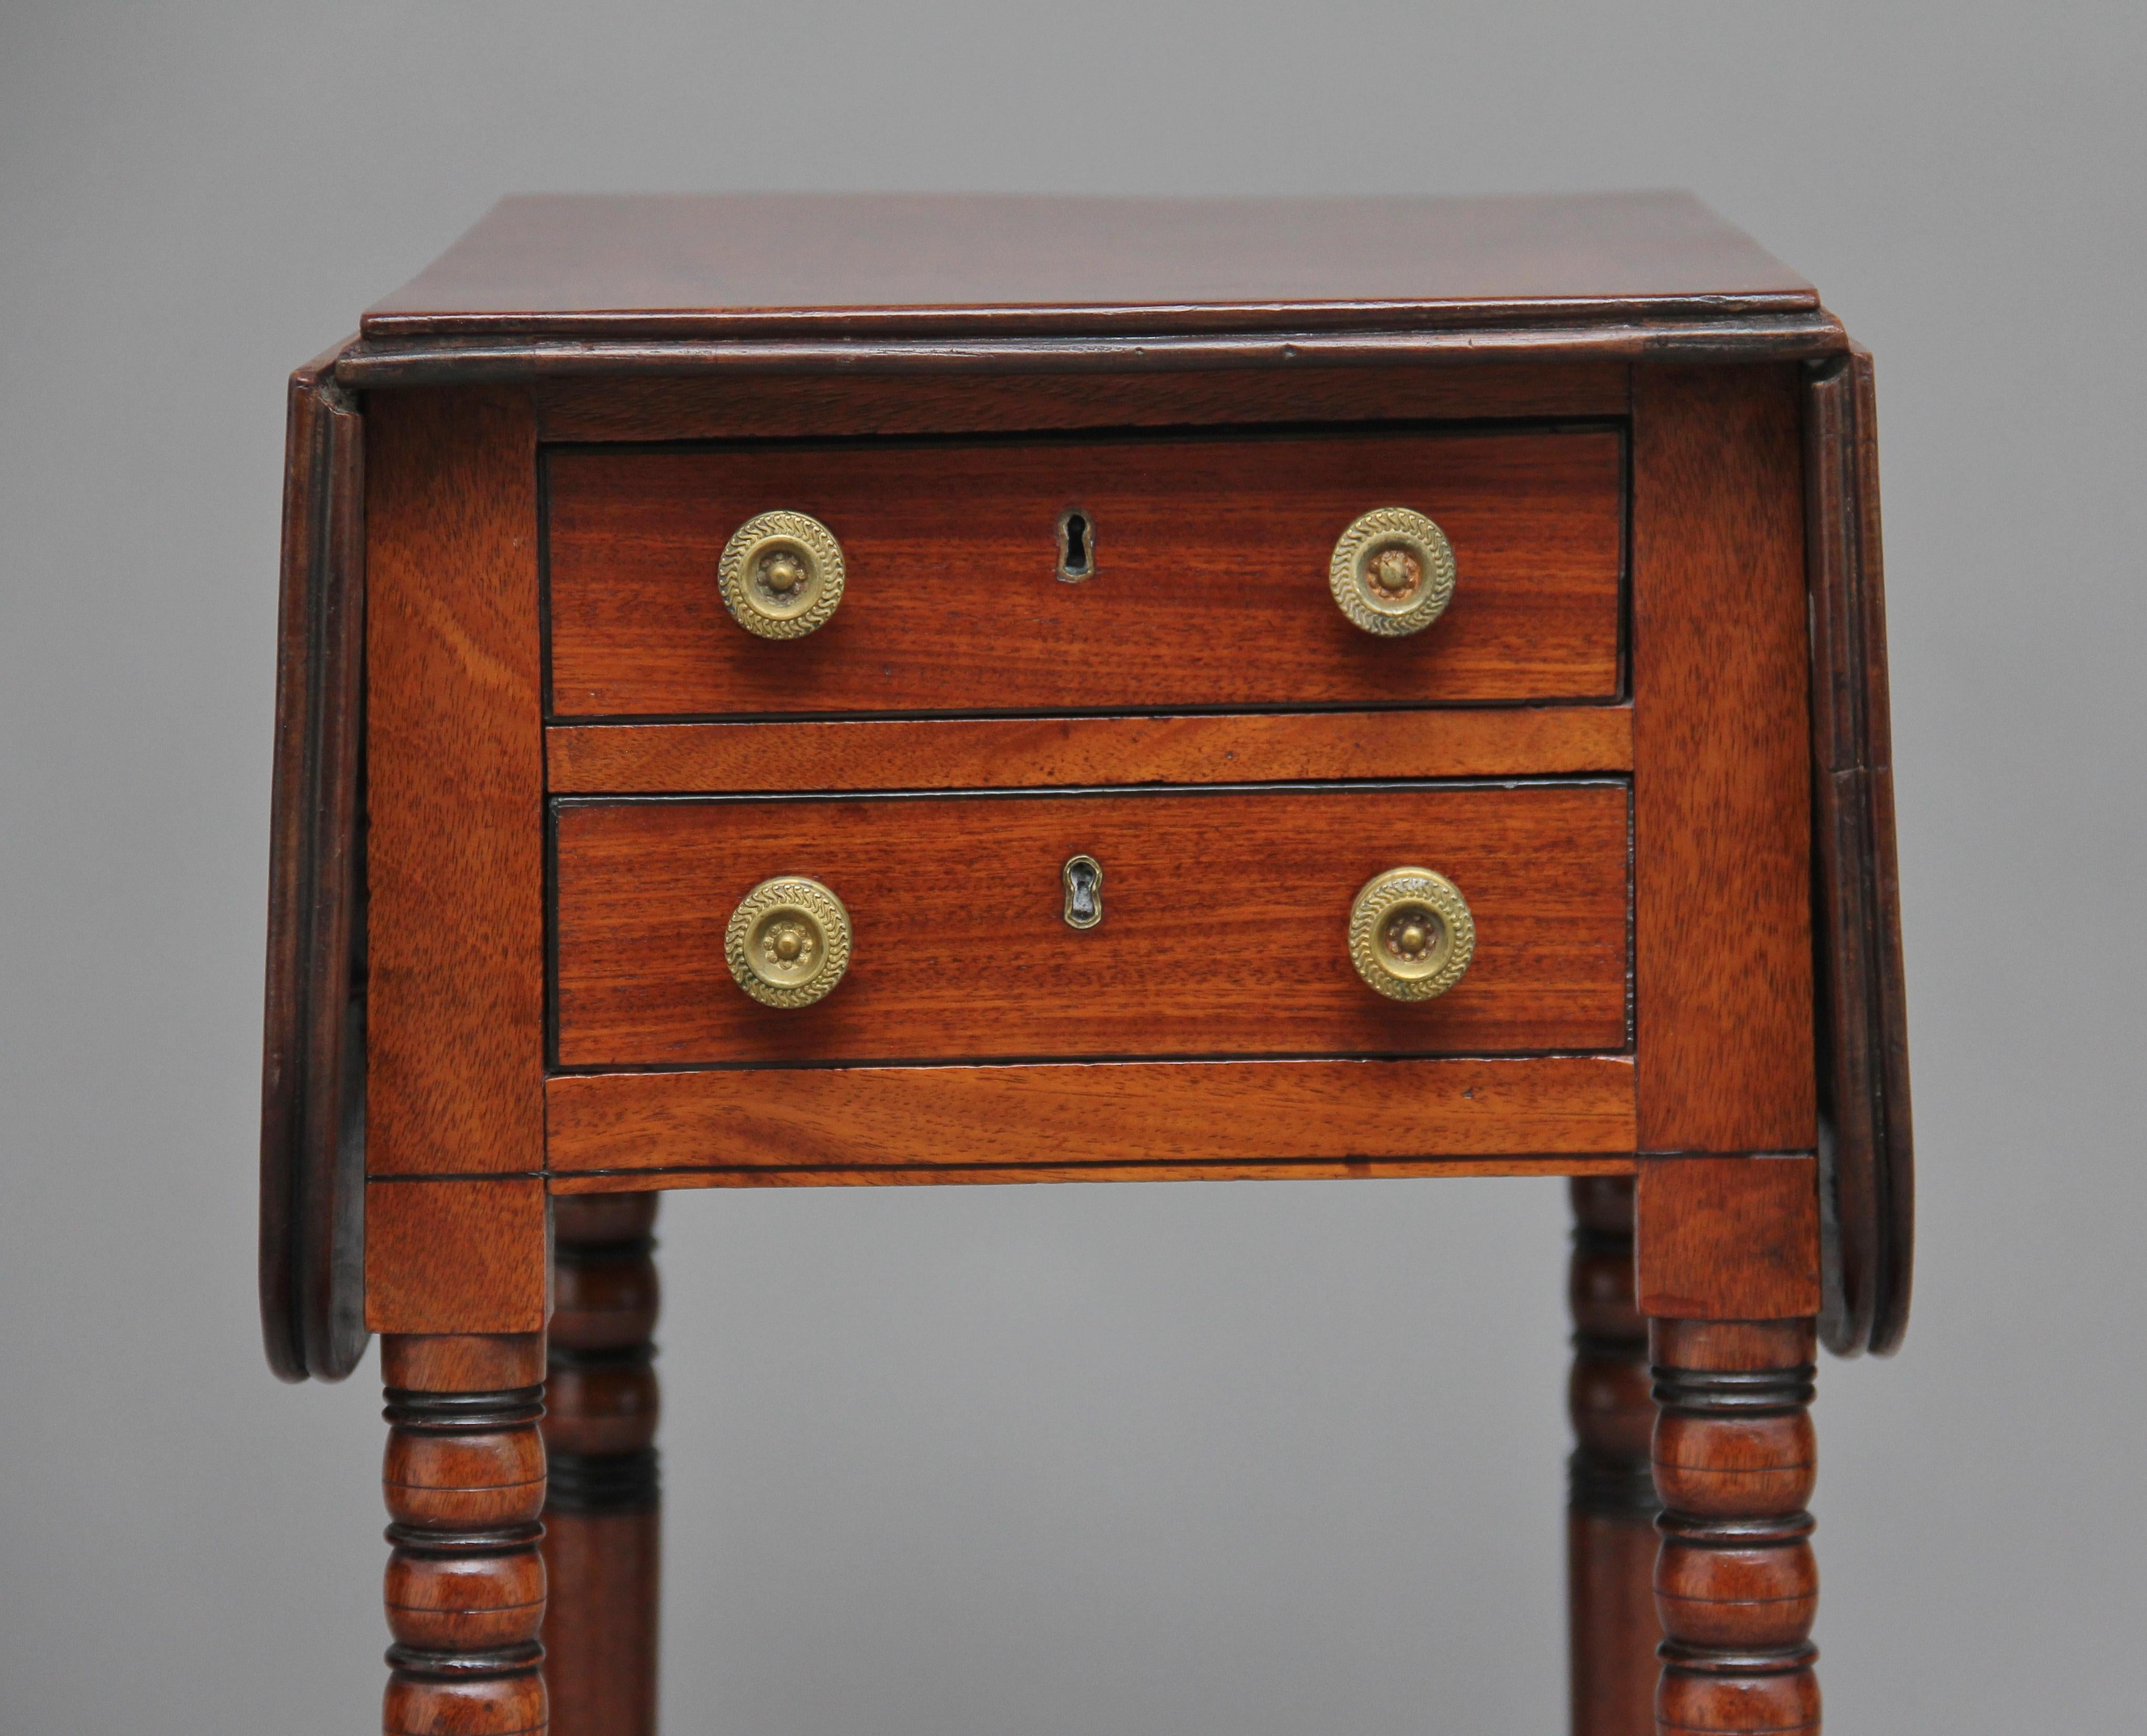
[363,191,1812,342]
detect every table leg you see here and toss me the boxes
[1567,1178,1664,1736]
[543,1195,663,1736]
[1650,1319,1820,1735]
[382,1332,550,1735]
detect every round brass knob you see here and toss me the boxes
[718,511,845,639]
[1348,867,1475,1001]
[1329,507,1456,637]
[726,876,853,1008]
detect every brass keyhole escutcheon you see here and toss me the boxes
[718,510,847,639]
[1056,507,1097,582]
[1329,507,1456,637]
[1062,854,1104,929]
[1348,867,1475,1001]
[726,876,853,1008]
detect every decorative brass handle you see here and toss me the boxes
[1348,867,1475,1001]
[1329,507,1456,637]
[719,510,845,639]
[726,877,853,1007]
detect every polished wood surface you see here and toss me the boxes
[364,1179,549,1337]
[1651,1320,1820,1734]
[1566,1178,1662,1736]
[385,1333,547,1394]
[553,783,1630,1067]
[545,428,1623,719]
[1631,366,1815,1154]
[547,706,1633,795]
[381,1332,550,1736]
[261,193,1916,1735]
[535,362,1630,443]
[341,316,1847,393]
[544,1195,661,1736]
[366,388,547,1176]
[365,192,1813,342]
[1803,350,1913,1357]
[551,1161,1636,1194]
[1634,1157,1821,1322]
[1571,1516,1662,1736]
[261,339,367,1382]
[542,1514,658,1736]
[546,1054,1636,1181]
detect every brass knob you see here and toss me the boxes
[718,511,845,638]
[726,877,852,1007]
[1330,507,1456,637]
[1348,867,1474,1001]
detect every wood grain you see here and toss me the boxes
[535,363,1629,442]
[364,192,1813,342]
[340,316,1846,394]
[543,1513,657,1736]
[384,1333,546,1393]
[1650,1319,1820,1734]
[546,706,1632,795]
[545,1197,662,1459]
[1631,366,1815,1153]
[364,1179,548,1336]
[262,337,367,1382]
[551,1159,1636,1192]
[545,1054,1636,1178]
[544,1194,661,1736]
[366,388,547,1176]
[381,1340,550,1736]
[1804,348,1913,1358]
[544,428,1623,719]
[1566,1178,1661,1736]
[554,783,1631,1068]
[1634,1157,1820,1321]
[1569,1515,1661,1736]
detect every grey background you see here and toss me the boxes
[3,3,2141,1730]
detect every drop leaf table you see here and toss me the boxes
[260,191,1910,1736]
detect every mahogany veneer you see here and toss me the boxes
[260,191,1912,1736]
[545,427,1624,717]
[544,704,1635,795]
[552,782,1630,1068]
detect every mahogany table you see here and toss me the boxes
[261,191,1911,1736]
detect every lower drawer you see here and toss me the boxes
[551,781,1630,1068]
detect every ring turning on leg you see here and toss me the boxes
[1650,1320,1819,1736]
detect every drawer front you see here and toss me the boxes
[552,783,1630,1068]
[545,428,1623,719]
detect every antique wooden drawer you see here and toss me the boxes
[551,779,1630,1068]
[544,425,1625,719]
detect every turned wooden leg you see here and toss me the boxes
[1650,1320,1820,1735]
[1567,1178,1664,1736]
[383,1333,550,1735]
[543,1195,662,1736]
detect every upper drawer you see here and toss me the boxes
[545,426,1624,719]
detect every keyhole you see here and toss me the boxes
[1062,854,1104,929]
[1057,509,1094,582]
